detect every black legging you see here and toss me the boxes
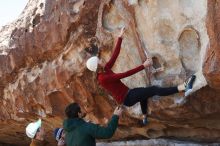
[123,86,179,115]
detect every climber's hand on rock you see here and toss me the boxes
[119,26,125,37]
[113,106,123,116]
[143,58,153,68]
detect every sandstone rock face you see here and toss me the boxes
[0,0,219,145]
[204,0,220,88]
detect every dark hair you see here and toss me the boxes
[65,103,81,119]
[33,128,40,139]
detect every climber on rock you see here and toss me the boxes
[54,128,66,146]
[63,102,123,146]
[26,119,48,146]
[86,27,196,125]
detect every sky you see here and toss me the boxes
[0,0,28,27]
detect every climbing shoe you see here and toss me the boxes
[184,75,196,96]
[138,116,148,126]
[143,117,148,125]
